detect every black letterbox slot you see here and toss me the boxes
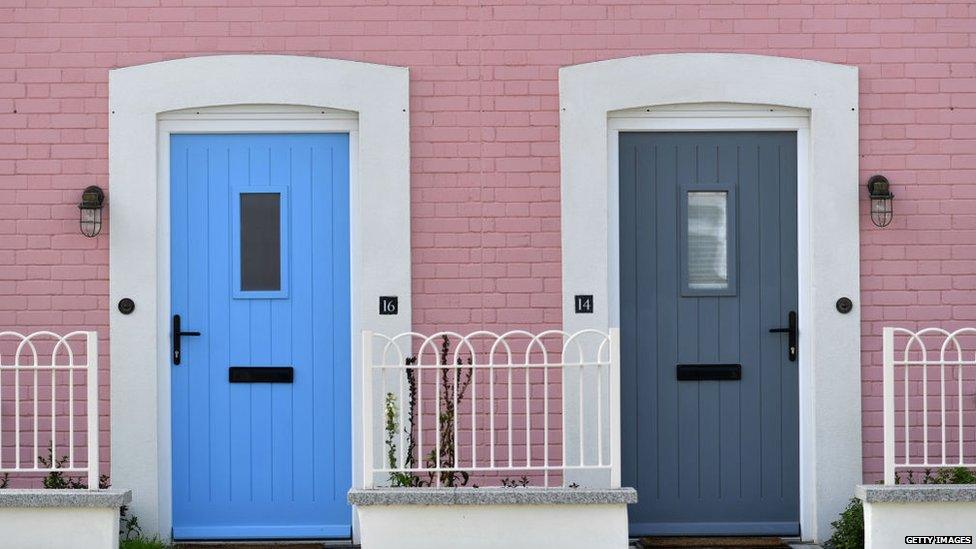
[676,364,741,381]
[229,366,294,383]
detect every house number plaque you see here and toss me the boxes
[379,296,399,315]
[574,295,594,314]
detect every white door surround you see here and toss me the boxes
[559,54,861,543]
[108,55,411,540]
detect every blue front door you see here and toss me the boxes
[170,133,351,539]
[620,132,800,535]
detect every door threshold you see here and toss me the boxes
[173,541,357,549]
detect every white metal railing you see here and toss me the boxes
[0,331,100,489]
[362,329,619,489]
[883,327,976,484]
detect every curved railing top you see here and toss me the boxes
[886,326,976,363]
[0,330,97,368]
[367,329,615,367]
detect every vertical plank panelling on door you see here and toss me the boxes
[268,142,292,504]
[674,141,698,502]
[779,140,800,503]
[758,137,781,503]
[653,142,677,504]
[696,144,720,503]
[189,143,210,505]
[171,141,190,503]
[313,144,333,503]
[207,145,231,506]
[619,138,640,502]
[311,142,335,504]
[171,133,351,539]
[226,143,252,506]
[189,143,211,504]
[716,143,741,505]
[737,138,778,501]
[621,132,799,535]
[331,139,352,503]
[264,149,287,499]
[248,145,273,506]
[290,143,314,505]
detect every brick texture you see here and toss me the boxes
[2,0,976,483]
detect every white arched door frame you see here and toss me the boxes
[559,53,861,542]
[109,55,411,540]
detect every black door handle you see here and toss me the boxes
[172,314,201,365]
[769,310,797,362]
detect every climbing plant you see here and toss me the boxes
[384,334,473,487]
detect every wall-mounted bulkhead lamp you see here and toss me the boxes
[866,175,893,228]
[78,185,105,237]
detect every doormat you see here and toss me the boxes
[640,537,791,549]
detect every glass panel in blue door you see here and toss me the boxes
[232,187,289,298]
[170,133,351,540]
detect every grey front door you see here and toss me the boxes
[619,131,799,536]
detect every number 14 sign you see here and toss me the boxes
[574,295,593,314]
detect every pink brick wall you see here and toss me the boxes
[2,0,976,483]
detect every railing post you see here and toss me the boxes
[609,328,621,489]
[86,331,100,490]
[361,331,374,489]
[882,327,895,485]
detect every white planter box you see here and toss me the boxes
[0,489,131,549]
[349,487,637,549]
[857,485,976,549]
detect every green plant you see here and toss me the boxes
[826,498,864,549]
[119,536,170,549]
[500,476,530,488]
[827,467,976,549]
[120,504,143,542]
[37,449,84,488]
[429,334,474,487]
[897,466,976,485]
[0,447,110,491]
[35,446,110,490]
[383,334,473,487]
[384,392,418,487]
[0,445,139,543]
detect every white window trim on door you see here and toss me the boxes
[109,56,411,542]
[559,54,860,543]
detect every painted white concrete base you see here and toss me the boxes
[858,485,976,549]
[356,504,630,549]
[863,501,976,548]
[0,506,120,549]
[0,489,130,549]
